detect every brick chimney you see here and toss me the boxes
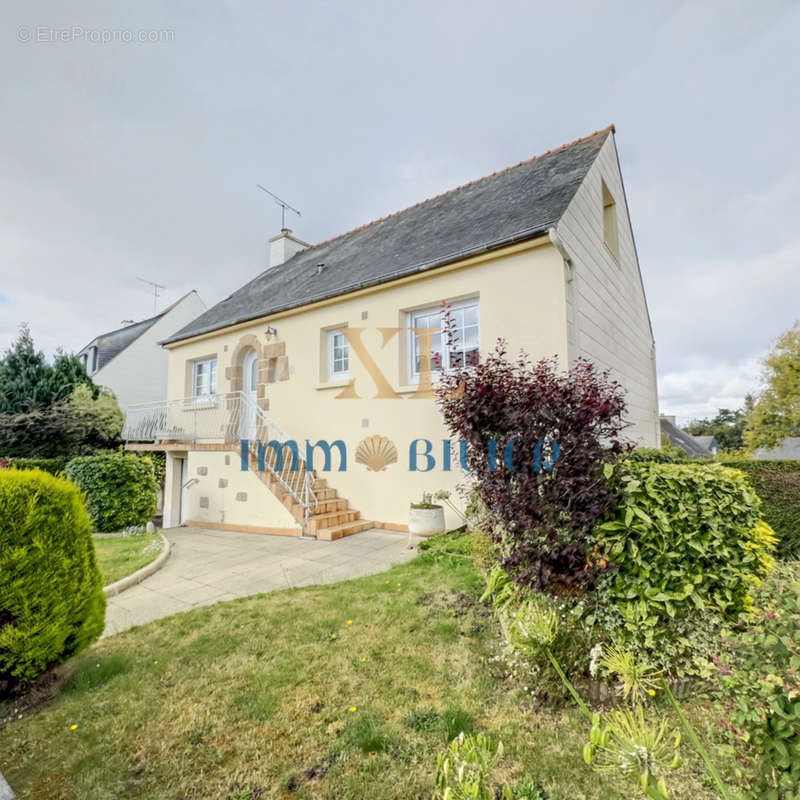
[269,228,309,268]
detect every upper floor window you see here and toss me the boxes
[327,329,349,380]
[602,180,619,261]
[408,299,479,382]
[192,358,217,398]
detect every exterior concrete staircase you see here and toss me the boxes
[239,444,372,540]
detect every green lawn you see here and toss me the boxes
[93,532,163,585]
[0,550,730,800]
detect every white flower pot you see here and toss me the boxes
[409,504,445,537]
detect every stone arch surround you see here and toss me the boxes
[225,333,290,411]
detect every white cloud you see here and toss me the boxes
[658,357,762,424]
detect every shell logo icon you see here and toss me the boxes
[354,435,399,472]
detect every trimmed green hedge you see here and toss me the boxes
[65,452,158,532]
[626,445,689,463]
[0,457,68,475]
[720,460,800,558]
[594,462,776,651]
[625,454,800,559]
[0,469,105,690]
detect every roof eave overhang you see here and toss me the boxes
[161,230,552,349]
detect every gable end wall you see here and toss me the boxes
[555,134,659,446]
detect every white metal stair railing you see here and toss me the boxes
[239,391,318,532]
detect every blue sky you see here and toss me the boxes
[1,0,798,423]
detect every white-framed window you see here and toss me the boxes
[83,346,98,375]
[192,358,217,398]
[327,329,349,380]
[408,299,479,382]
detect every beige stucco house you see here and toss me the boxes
[123,126,658,539]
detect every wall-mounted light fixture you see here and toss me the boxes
[264,325,278,339]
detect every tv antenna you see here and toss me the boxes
[257,184,301,230]
[137,277,166,315]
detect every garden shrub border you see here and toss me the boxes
[64,451,158,533]
[0,457,68,475]
[592,462,776,661]
[717,460,800,558]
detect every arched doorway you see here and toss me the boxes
[240,348,258,439]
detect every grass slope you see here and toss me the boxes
[93,532,162,585]
[0,551,726,799]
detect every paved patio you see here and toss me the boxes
[104,526,417,636]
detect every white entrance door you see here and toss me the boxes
[241,349,258,440]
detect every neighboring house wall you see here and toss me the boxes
[165,240,570,529]
[92,292,206,411]
[555,134,659,446]
[754,438,800,460]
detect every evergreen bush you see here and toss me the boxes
[0,469,105,691]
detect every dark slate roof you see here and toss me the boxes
[659,418,711,458]
[80,315,162,371]
[691,435,719,452]
[163,126,614,345]
[80,291,196,371]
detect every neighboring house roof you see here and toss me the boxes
[691,435,719,452]
[163,126,615,345]
[659,417,711,458]
[753,438,800,460]
[79,290,198,372]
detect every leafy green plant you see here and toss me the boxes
[626,446,689,463]
[404,706,475,741]
[716,460,800,559]
[412,491,442,510]
[715,562,800,797]
[483,566,595,704]
[0,457,68,475]
[0,384,122,459]
[744,322,800,449]
[598,647,660,703]
[511,777,548,799]
[479,565,518,610]
[583,707,680,800]
[65,451,158,532]
[433,732,512,800]
[0,469,106,691]
[498,590,732,799]
[593,462,776,656]
[436,343,630,594]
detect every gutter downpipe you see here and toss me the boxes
[548,227,573,278]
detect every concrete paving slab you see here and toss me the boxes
[104,527,416,636]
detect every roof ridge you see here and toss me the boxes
[307,124,614,252]
[87,290,197,346]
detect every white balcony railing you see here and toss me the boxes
[123,391,317,530]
